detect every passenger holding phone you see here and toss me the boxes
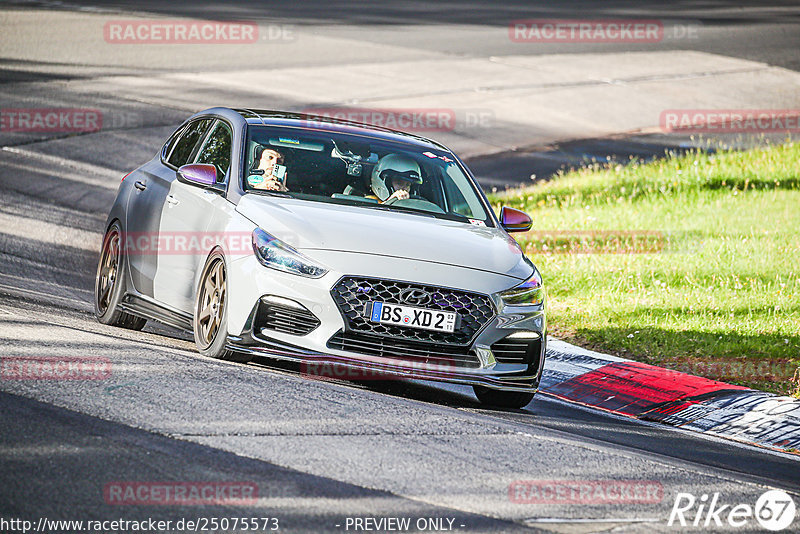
[248,146,289,191]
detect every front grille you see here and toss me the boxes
[254,299,320,336]
[491,337,542,367]
[330,276,495,345]
[327,331,480,368]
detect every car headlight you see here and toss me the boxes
[251,228,328,278]
[498,267,544,306]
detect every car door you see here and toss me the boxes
[125,127,183,297]
[126,118,214,297]
[152,119,234,313]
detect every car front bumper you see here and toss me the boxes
[226,254,546,392]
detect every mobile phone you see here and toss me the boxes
[272,164,287,182]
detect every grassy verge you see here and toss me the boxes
[489,142,800,396]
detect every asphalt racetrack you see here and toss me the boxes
[1,1,799,532]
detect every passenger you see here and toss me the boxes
[248,146,289,192]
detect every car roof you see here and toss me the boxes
[232,108,449,151]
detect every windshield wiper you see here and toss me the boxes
[362,204,477,224]
[247,190,293,198]
[361,203,437,218]
[443,211,471,222]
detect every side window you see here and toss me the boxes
[442,176,471,216]
[161,125,185,161]
[167,118,213,168]
[441,165,487,220]
[194,120,233,182]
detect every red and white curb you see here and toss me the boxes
[541,340,800,454]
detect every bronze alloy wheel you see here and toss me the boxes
[94,222,145,330]
[196,257,227,349]
[96,228,120,315]
[192,253,247,362]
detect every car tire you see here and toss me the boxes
[473,386,535,409]
[94,221,146,330]
[193,251,251,363]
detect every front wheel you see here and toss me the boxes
[193,251,251,363]
[94,221,146,330]
[473,386,535,409]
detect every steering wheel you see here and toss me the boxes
[386,196,445,213]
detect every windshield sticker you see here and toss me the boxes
[269,138,325,151]
[469,219,487,226]
[247,174,265,187]
[422,151,453,163]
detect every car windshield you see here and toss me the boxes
[243,125,492,226]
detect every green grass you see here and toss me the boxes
[489,142,800,395]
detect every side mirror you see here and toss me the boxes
[177,163,217,187]
[499,206,532,233]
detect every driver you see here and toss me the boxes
[369,153,423,204]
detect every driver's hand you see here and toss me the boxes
[386,189,409,202]
[262,178,288,192]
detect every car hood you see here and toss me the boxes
[236,195,533,280]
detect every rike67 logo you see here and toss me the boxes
[668,490,796,531]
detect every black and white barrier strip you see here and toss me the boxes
[541,340,800,453]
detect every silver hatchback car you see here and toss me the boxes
[95,108,546,408]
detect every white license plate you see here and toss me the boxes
[369,302,457,333]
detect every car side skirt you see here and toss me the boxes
[119,293,193,332]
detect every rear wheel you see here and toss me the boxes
[94,221,146,330]
[473,386,535,409]
[193,252,250,362]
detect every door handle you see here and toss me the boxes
[134,180,147,191]
[166,195,179,206]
